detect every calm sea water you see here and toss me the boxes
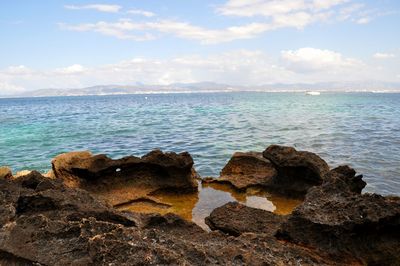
[0,92,399,195]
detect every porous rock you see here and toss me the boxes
[0,171,344,265]
[51,150,199,206]
[0,167,12,180]
[205,202,286,237]
[262,145,330,195]
[277,165,400,265]
[217,152,277,190]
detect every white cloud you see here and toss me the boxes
[60,19,273,44]
[5,65,33,75]
[356,17,370,24]
[54,64,87,75]
[64,4,121,13]
[60,0,381,44]
[1,49,398,94]
[59,21,156,41]
[338,3,364,20]
[217,0,348,17]
[281,47,361,72]
[0,81,25,95]
[373,53,396,59]
[127,9,155,17]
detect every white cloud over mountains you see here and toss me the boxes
[60,0,383,44]
[1,48,398,94]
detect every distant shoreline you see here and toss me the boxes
[1,90,400,99]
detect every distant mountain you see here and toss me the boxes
[3,81,400,98]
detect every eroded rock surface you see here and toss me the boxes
[0,171,345,265]
[206,202,286,237]
[0,167,12,180]
[277,165,400,265]
[263,145,330,195]
[52,150,198,206]
[206,152,277,190]
[1,147,399,265]
[204,146,329,196]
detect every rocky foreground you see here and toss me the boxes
[0,145,399,265]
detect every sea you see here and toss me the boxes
[1,92,399,195]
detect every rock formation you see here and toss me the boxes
[0,167,12,180]
[276,165,400,265]
[52,150,199,207]
[262,145,330,195]
[204,145,330,196]
[204,152,277,190]
[1,169,342,265]
[205,202,286,237]
[1,147,399,265]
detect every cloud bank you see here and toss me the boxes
[1,49,398,94]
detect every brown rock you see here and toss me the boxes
[205,202,286,237]
[277,166,400,265]
[52,149,199,206]
[263,145,330,195]
[0,171,345,265]
[0,167,12,179]
[218,152,277,190]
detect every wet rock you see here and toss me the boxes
[205,202,286,237]
[1,147,399,265]
[0,167,12,180]
[262,145,330,195]
[277,166,400,265]
[52,150,199,206]
[0,172,344,265]
[216,152,277,190]
[0,172,136,228]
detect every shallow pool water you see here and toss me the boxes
[118,182,303,229]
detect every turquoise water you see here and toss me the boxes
[1,92,399,195]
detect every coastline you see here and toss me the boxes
[1,145,399,264]
[2,89,400,100]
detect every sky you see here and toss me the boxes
[0,0,400,94]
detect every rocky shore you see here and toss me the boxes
[1,145,399,265]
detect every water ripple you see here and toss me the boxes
[1,92,400,195]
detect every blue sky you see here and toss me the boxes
[1,0,399,93]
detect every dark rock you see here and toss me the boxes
[1,147,399,265]
[205,202,286,237]
[0,167,12,180]
[217,152,277,190]
[262,145,330,194]
[277,166,400,265]
[0,171,344,265]
[326,165,366,194]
